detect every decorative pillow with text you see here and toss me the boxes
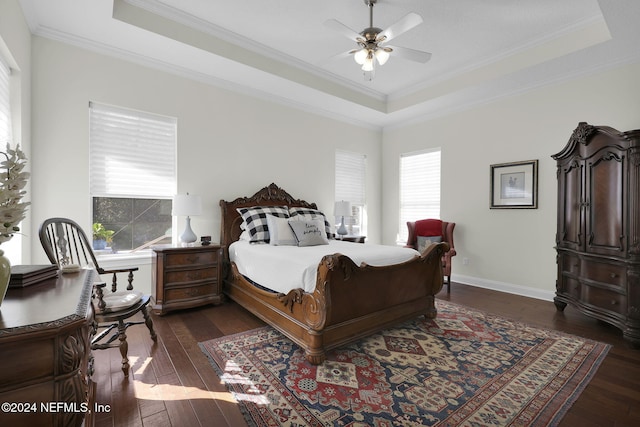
[289,207,332,238]
[288,219,329,247]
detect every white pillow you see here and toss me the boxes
[288,218,329,247]
[266,214,298,246]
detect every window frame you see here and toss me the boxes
[335,149,367,237]
[89,102,177,255]
[398,148,441,244]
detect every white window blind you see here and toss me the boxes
[335,150,367,236]
[399,149,441,242]
[335,150,366,205]
[0,56,11,144]
[90,102,176,198]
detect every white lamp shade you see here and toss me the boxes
[172,194,202,216]
[375,48,390,65]
[361,54,375,71]
[334,201,352,217]
[354,48,368,65]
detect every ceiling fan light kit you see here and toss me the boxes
[325,0,431,81]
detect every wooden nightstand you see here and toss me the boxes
[339,235,366,243]
[151,244,224,315]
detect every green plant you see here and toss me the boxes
[92,222,114,244]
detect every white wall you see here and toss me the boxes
[382,63,640,300]
[7,0,640,302]
[29,36,381,294]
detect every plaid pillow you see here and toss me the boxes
[236,205,289,243]
[288,207,331,238]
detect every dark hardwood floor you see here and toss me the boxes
[93,283,640,426]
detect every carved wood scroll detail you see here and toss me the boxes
[277,289,304,312]
[302,286,327,330]
[226,183,317,210]
[570,122,597,146]
[321,253,360,280]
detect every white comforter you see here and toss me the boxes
[229,240,420,294]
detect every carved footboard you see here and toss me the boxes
[225,242,448,364]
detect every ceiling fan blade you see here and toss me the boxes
[387,45,432,63]
[324,19,362,42]
[317,49,355,66]
[378,12,423,43]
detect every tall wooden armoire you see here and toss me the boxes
[553,122,640,347]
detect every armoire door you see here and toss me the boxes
[585,148,625,256]
[557,157,584,251]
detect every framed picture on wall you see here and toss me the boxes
[490,160,538,209]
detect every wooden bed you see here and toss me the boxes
[219,183,448,364]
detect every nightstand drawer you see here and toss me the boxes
[163,266,218,285]
[164,250,218,267]
[165,283,217,302]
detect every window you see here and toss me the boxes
[90,102,176,252]
[399,149,441,243]
[335,150,366,236]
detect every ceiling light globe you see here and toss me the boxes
[375,49,390,65]
[361,57,374,72]
[354,48,368,65]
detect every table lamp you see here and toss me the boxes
[172,193,202,245]
[334,200,352,237]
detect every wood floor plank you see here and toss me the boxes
[91,283,640,427]
[155,371,202,427]
[164,311,231,425]
[177,309,251,426]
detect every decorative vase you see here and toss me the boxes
[0,249,11,307]
[93,239,107,250]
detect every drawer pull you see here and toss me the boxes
[611,300,618,305]
[610,273,618,278]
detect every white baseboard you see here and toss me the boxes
[451,274,555,302]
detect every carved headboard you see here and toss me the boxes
[219,183,317,249]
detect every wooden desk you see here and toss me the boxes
[0,268,96,427]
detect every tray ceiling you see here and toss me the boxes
[18,0,640,128]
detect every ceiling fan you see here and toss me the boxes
[324,0,432,79]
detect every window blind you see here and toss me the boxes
[0,56,11,144]
[399,149,441,242]
[90,102,176,198]
[335,150,366,205]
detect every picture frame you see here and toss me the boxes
[490,160,538,209]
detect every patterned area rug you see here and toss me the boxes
[199,301,610,426]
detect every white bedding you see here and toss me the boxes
[229,240,420,294]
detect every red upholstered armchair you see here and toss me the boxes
[405,219,457,293]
